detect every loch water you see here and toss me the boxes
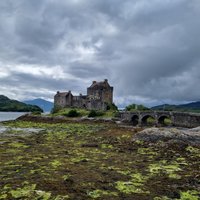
[0,112,27,122]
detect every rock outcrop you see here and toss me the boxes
[133,127,200,145]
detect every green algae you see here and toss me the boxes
[70,154,90,163]
[117,169,131,176]
[135,140,144,145]
[115,181,149,194]
[176,157,188,166]
[54,195,70,199]
[46,131,68,141]
[186,146,200,158]
[10,184,36,198]
[87,189,118,199]
[120,134,132,139]
[5,121,103,134]
[180,190,200,200]
[9,185,68,199]
[153,196,171,200]
[0,194,7,199]
[81,182,95,187]
[30,169,42,174]
[130,173,148,183]
[71,157,90,163]
[137,147,158,156]
[149,160,182,179]
[168,173,181,179]
[9,142,29,148]
[101,144,113,149]
[50,160,62,168]
[63,174,71,181]
[115,172,149,194]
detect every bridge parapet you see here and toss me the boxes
[119,111,200,128]
[172,112,200,128]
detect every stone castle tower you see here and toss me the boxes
[54,79,113,110]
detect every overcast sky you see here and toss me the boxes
[0,0,200,107]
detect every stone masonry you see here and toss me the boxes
[54,79,113,110]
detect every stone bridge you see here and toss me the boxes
[119,111,200,128]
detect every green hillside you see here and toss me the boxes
[0,95,43,112]
[151,101,200,113]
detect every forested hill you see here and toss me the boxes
[0,95,43,112]
[151,101,200,113]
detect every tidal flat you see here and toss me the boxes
[0,121,199,200]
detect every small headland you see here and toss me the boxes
[16,113,118,125]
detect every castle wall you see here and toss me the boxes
[66,94,73,107]
[54,80,114,110]
[102,87,113,104]
[87,88,101,101]
[86,100,106,111]
[87,86,113,105]
[54,92,73,108]
[54,96,65,108]
[72,96,87,108]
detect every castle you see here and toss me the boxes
[54,79,113,110]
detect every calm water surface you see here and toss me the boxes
[0,112,27,122]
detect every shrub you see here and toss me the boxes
[66,109,80,117]
[31,111,42,115]
[88,110,97,117]
[51,106,61,114]
[106,103,118,111]
[88,110,104,117]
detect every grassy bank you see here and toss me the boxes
[50,107,118,118]
[0,121,199,199]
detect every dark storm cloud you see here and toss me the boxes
[0,0,200,105]
[68,62,109,79]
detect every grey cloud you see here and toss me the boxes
[0,0,200,106]
[68,62,108,79]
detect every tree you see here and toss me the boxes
[106,103,118,111]
[125,103,149,111]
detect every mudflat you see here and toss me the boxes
[0,120,199,199]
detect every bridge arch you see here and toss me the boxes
[158,115,172,126]
[141,114,156,126]
[131,115,139,126]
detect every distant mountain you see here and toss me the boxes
[23,98,53,112]
[178,101,200,109]
[0,95,43,112]
[151,101,200,113]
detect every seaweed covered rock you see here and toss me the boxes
[133,127,200,145]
